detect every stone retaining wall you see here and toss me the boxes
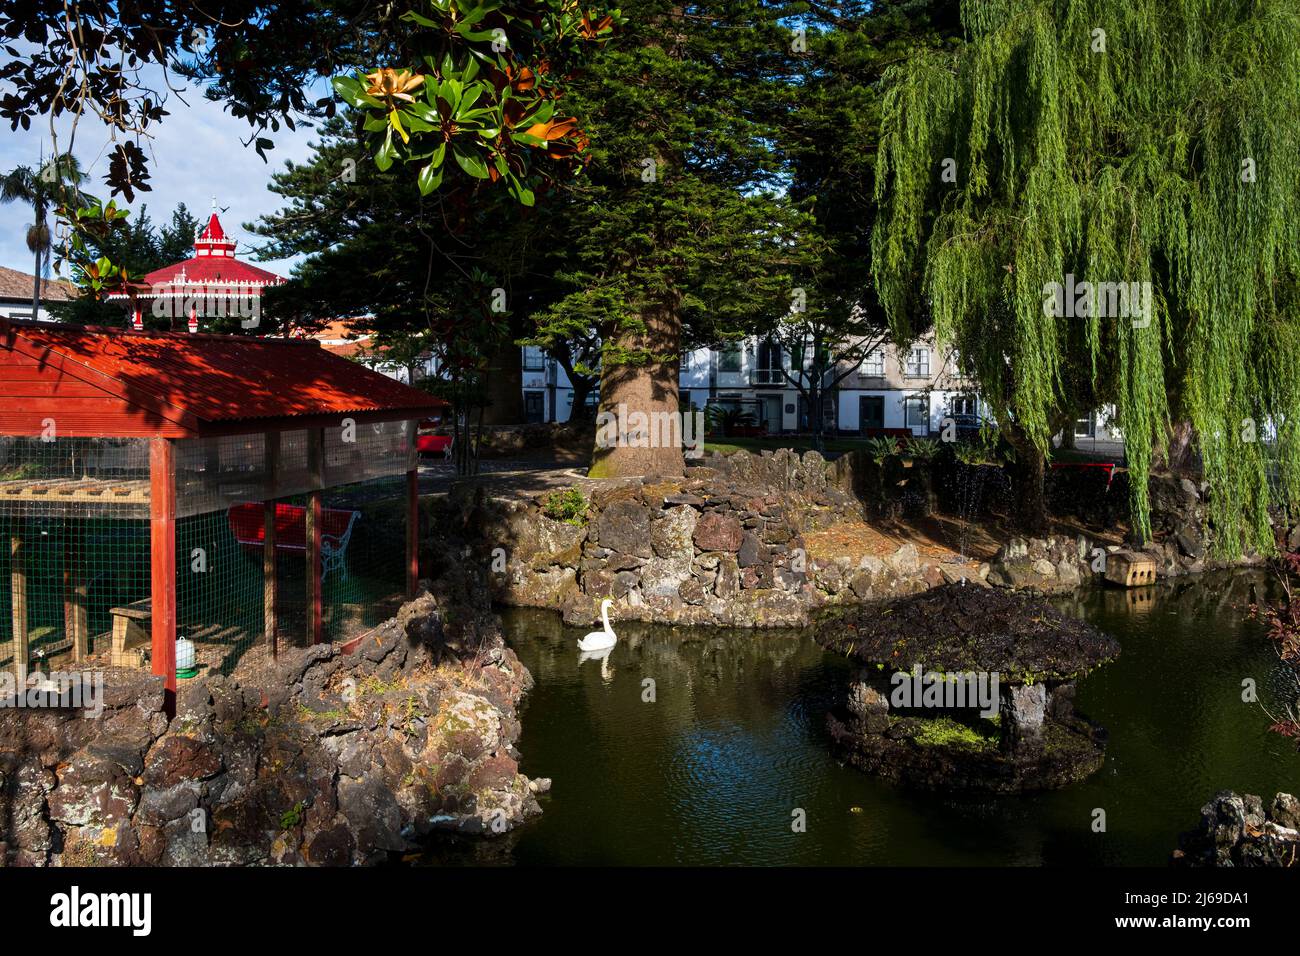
[0,569,543,866]
[458,448,1273,627]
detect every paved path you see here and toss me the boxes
[418,458,598,499]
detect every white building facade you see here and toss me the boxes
[526,335,986,437]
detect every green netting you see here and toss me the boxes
[0,512,151,666]
[320,476,408,644]
[176,511,268,677]
[0,429,415,681]
[0,435,152,673]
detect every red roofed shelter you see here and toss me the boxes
[0,320,440,713]
[106,212,285,332]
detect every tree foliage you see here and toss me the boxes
[872,0,1300,553]
[2,0,617,298]
[48,203,203,326]
[334,0,621,205]
[773,1,960,449]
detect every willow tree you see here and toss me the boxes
[872,0,1300,552]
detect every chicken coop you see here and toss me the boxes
[0,320,441,711]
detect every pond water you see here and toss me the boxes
[487,572,1297,866]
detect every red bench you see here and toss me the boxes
[416,434,453,457]
[1050,461,1116,488]
[227,502,360,580]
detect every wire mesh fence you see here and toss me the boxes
[320,476,408,644]
[0,425,415,683]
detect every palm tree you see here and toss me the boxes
[0,153,83,319]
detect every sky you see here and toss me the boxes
[0,69,322,281]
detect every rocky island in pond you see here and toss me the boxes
[816,584,1121,793]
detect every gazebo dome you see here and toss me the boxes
[193,213,238,258]
[107,206,285,331]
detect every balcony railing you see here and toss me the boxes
[750,368,786,386]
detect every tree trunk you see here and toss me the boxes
[479,338,523,426]
[1160,419,1200,476]
[809,379,825,452]
[590,302,684,478]
[31,241,42,321]
[1006,425,1050,535]
[568,374,595,424]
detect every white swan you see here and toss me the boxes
[578,598,617,651]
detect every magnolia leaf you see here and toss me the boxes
[453,144,490,179]
[418,162,444,195]
[332,75,381,110]
[375,130,396,171]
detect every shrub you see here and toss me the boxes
[540,488,589,525]
[864,436,899,464]
[905,437,939,461]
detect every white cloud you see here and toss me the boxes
[0,69,321,280]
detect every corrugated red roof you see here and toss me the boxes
[3,321,442,436]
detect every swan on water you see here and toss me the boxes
[578,598,617,651]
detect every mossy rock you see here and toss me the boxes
[815,583,1120,682]
[829,709,1108,793]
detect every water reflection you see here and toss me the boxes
[440,572,1296,866]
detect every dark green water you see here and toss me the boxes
[495,572,1298,866]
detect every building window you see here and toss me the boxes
[718,345,742,373]
[862,350,885,377]
[1075,411,1096,438]
[681,351,692,371]
[950,394,977,417]
[522,346,545,371]
[905,347,930,377]
[904,396,928,429]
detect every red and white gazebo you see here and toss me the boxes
[109,206,285,332]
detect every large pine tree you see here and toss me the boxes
[538,0,805,477]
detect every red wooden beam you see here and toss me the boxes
[405,418,420,599]
[149,437,177,717]
[306,428,323,645]
[406,468,419,599]
[264,430,280,659]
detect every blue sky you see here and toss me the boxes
[0,74,321,280]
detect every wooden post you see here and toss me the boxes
[306,428,323,645]
[10,532,27,684]
[63,530,88,662]
[406,419,419,600]
[149,437,177,716]
[263,430,280,659]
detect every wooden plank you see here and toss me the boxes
[306,428,323,645]
[10,532,27,684]
[149,438,177,715]
[264,430,279,659]
[64,530,88,662]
